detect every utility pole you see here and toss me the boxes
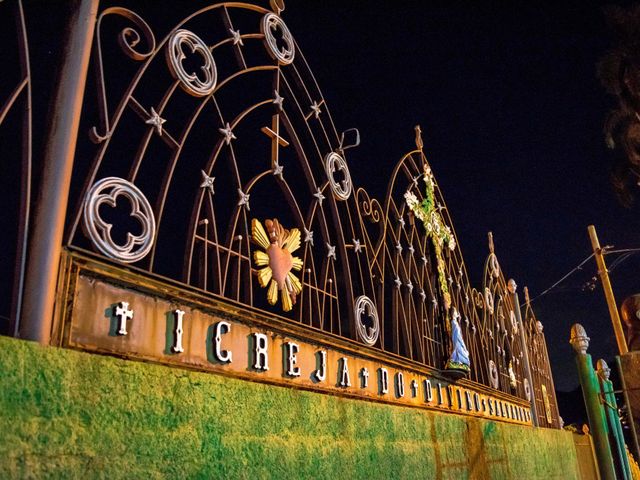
[588,225,628,355]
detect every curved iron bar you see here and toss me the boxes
[0,0,32,336]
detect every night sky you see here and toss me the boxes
[281,1,640,391]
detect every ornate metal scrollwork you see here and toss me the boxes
[324,151,352,201]
[523,378,531,401]
[354,295,380,346]
[83,177,156,263]
[166,29,217,97]
[488,359,499,389]
[261,13,295,65]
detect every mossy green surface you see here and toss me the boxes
[0,336,579,479]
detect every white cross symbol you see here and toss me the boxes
[114,301,133,336]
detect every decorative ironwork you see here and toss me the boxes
[324,151,352,201]
[261,13,295,65]
[251,218,303,311]
[82,177,156,263]
[166,29,218,97]
[524,286,561,428]
[0,0,32,335]
[354,295,380,346]
[0,0,558,417]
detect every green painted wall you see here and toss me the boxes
[0,336,579,479]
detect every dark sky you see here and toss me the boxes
[282,1,640,391]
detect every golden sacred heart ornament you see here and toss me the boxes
[252,218,303,311]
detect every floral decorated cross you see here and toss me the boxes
[405,161,470,375]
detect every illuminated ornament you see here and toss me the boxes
[484,287,494,314]
[166,29,217,97]
[405,162,467,377]
[324,151,352,201]
[273,90,284,109]
[219,122,236,145]
[83,177,155,263]
[261,13,295,65]
[445,308,471,376]
[145,107,166,136]
[252,218,303,312]
[229,28,243,46]
[508,360,517,389]
[200,170,215,194]
[310,101,322,118]
[488,360,499,389]
[354,295,379,346]
[510,310,518,335]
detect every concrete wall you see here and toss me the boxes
[0,336,579,479]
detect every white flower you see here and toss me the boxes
[404,191,419,209]
[448,237,456,251]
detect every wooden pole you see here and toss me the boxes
[588,225,628,355]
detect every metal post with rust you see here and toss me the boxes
[588,225,628,355]
[508,279,539,427]
[571,323,617,480]
[19,0,99,343]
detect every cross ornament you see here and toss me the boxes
[114,301,133,336]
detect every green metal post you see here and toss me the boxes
[570,324,617,480]
[598,359,632,480]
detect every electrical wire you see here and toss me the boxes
[525,253,595,306]
[526,245,640,306]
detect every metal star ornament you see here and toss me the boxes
[353,238,362,253]
[326,243,336,260]
[314,188,325,205]
[219,122,237,145]
[273,90,284,110]
[304,228,314,246]
[273,162,284,179]
[200,170,215,194]
[310,101,322,118]
[229,28,243,46]
[237,188,250,210]
[145,107,166,136]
